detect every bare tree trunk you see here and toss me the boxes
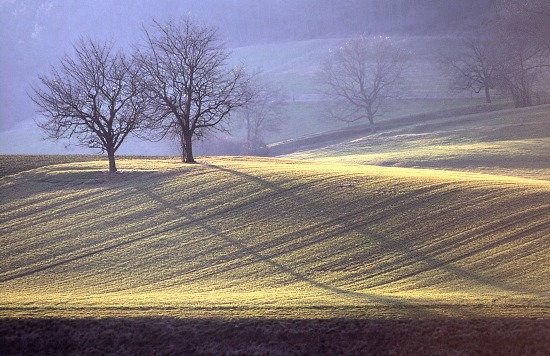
[511,83,532,108]
[484,86,492,103]
[246,117,252,155]
[367,106,376,133]
[107,148,117,173]
[179,129,186,163]
[368,119,376,133]
[183,133,195,163]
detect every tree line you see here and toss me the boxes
[318,0,550,136]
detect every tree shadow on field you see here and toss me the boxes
[3,162,547,318]
[0,170,183,283]
[141,164,433,313]
[139,162,510,318]
[191,164,550,311]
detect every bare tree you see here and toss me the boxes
[31,38,146,173]
[318,35,408,132]
[492,0,550,107]
[240,78,288,155]
[136,17,253,163]
[529,0,550,51]
[494,34,541,107]
[440,33,497,103]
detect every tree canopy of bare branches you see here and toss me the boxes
[439,1,550,108]
[240,78,287,155]
[318,36,408,132]
[31,38,146,172]
[440,33,497,103]
[136,17,253,163]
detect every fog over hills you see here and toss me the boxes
[0,0,491,154]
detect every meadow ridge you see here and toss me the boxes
[1,153,550,353]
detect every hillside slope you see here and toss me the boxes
[285,104,550,181]
[1,157,549,317]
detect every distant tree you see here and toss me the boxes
[318,36,408,132]
[136,17,253,163]
[240,78,288,155]
[440,33,497,103]
[31,38,146,173]
[493,33,541,108]
[491,0,550,107]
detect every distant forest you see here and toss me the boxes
[1,1,494,47]
[180,0,494,44]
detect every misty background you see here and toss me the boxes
[0,0,492,155]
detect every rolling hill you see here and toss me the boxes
[1,37,549,350]
[1,156,549,319]
[283,104,550,181]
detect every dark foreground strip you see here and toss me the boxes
[1,317,549,355]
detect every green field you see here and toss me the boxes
[1,152,550,353]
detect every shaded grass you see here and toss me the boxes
[2,317,549,355]
[0,155,175,177]
[0,155,102,177]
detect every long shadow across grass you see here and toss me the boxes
[141,163,437,312]
[2,161,548,317]
[201,163,550,308]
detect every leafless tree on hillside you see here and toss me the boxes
[318,36,408,132]
[136,17,254,163]
[440,33,498,103]
[31,38,146,173]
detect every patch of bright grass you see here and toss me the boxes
[286,105,550,180]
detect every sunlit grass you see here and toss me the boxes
[1,156,549,318]
[286,105,550,180]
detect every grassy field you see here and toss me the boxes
[285,104,550,181]
[1,154,549,353]
[2,156,549,315]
